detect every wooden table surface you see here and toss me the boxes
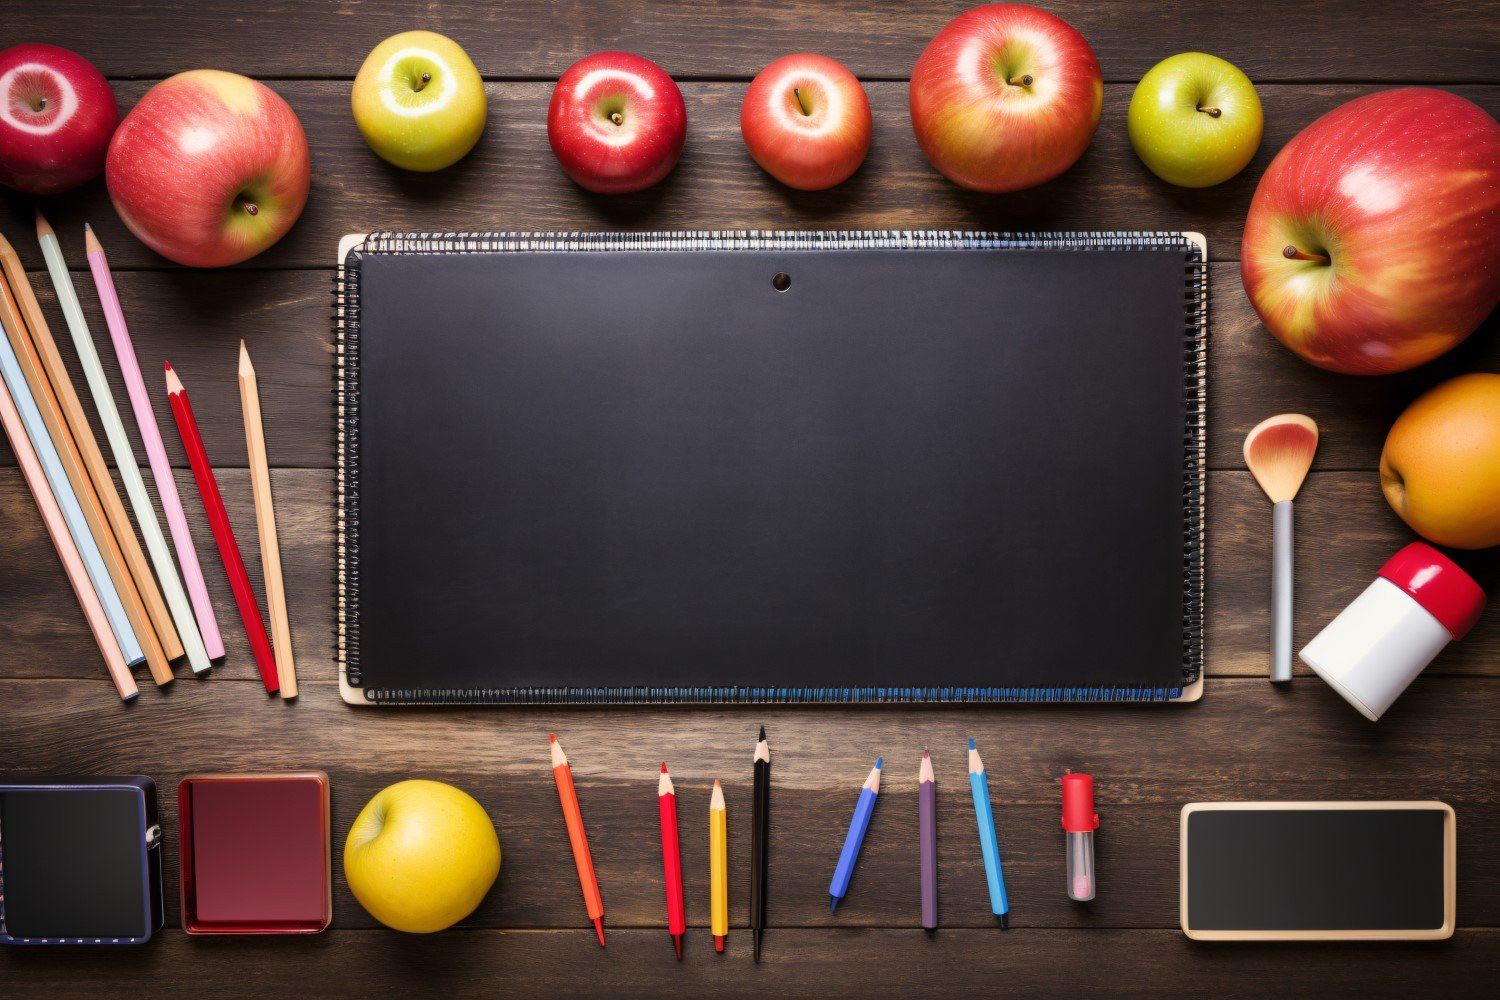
[2,2,1498,996]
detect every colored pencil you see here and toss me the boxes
[0,358,136,700]
[86,225,225,662]
[829,757,882,913]
[164,361,280,695]
[0,265,143,668]
[710,779,728,953]
[549,734,605,946]
[0,231,172,684]
[968,739,1010,927]
[750,726,770,962]
[37,212,209,675]
[920,749,938,932]
[658,763,685,959]
[239,341,296,698]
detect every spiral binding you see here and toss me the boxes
[335,231,1208,705]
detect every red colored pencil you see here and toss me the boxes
[658,762,686,959]
[164,361,279,694]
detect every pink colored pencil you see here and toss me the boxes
[85,225,225,661]
[0,364,136,700]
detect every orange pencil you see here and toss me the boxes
[550,733,605,946]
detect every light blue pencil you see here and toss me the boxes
[0,318,143,665]
[968,738,1010,927]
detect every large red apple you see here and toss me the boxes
[1242,88,1500,375]
[741,53,871,191]
[0,44,118,195]
[909,3,1103,193]
[547,51,686,195]
[106,70,310,267]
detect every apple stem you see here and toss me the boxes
[1197,106,1222,118]
[609,111,624,126]
[415,72,431,93]
[1283,245,1329,265]
[244,203,259,217]
[33,97,47,112]
[1008,74,1034,87]
[793,87,812,116]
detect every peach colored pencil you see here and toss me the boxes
[0,359,136,700]
[239,341,296,698]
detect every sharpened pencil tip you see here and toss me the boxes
[548,732,556,742]
[661,761,668,773]
[874,756,883,770]
[34,208,53,240]
[922,747,929,758]
[758,725,766,740]
[968,737,976,750]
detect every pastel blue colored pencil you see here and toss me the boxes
[829,757,882,912]
[0,323,143,665]
[968,739,1009,926]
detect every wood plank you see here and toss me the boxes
[1,677,1496,932]
[1,470,1497,681]
[0,263,1492,473]
[1,928,1496,999]
[9,1,1498,83]
[6,83,1499,271]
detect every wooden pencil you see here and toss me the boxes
[239,340,296,698]
[750,726,770,961]
[710,779,729,954]
[550,733,606,946]
[0,231,176,684]
[0,349,136,700]
[658,762,686,959]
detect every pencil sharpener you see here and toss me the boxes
[0,776,165,945]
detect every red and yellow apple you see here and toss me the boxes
[1242,88,1500,375]
[547,51,686,195]
[106,70,310,267]
[909,3,1103,193]
[741,53,871,191]
[1380,373,1500,550]
[0,43,118,195]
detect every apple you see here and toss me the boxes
[352,30,486,172]
[0,44,118,195]
[106,70,310,268]
[344,779,501,934]
[547,51,686,194]
[740,53,871,191]
[1242,88,1500,375]
[1380,373,1500,550]
[909,3,1103,193]
[1127,52,1261,188]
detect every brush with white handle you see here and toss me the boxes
[1244,414,1319,683]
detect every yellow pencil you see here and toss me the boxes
[711,779,728,953]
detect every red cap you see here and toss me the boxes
[1061,773,1099,832]
[1378,543,1487,640]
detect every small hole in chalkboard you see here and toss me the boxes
[772,272,791,292]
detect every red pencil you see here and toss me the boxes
[659,762,686,959]
[164,361,279,694]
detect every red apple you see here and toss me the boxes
[547,51,686,194]
[1242,88,1500,375]
[741,54,871,191]
[0,44,118,195]
[106,70,310,267]
[909,3,1103,193]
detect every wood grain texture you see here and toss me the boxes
[4,83,1499,271]
[6,1,1498,82]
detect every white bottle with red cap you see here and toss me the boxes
[1300,542,1486,721]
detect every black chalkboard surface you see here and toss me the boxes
[1181,803,1455,940]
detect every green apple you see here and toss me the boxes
[344,779,500,933]
[352,30,486,171]
[1127,53,1262,188]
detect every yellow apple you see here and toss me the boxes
[1380,373,1500,550]
[344,779,500,933]
[352,30,486,171]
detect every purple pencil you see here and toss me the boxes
[920,749,937,931]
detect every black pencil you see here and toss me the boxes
[750,725,770,961]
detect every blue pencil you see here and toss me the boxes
[968,739,1010,927]
[829,757,883,912]
[0,314,143,666]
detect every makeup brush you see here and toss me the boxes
[1244,414,1319,683]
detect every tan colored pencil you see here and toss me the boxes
[0,256,174,686]
[239,340,296,698]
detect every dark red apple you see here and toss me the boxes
[909,3,1103,193]
[547,51,686,194]
[106,70,310,268]
[740,53,871,191]
[1242,88,1500,375]
[0,43,118,195]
